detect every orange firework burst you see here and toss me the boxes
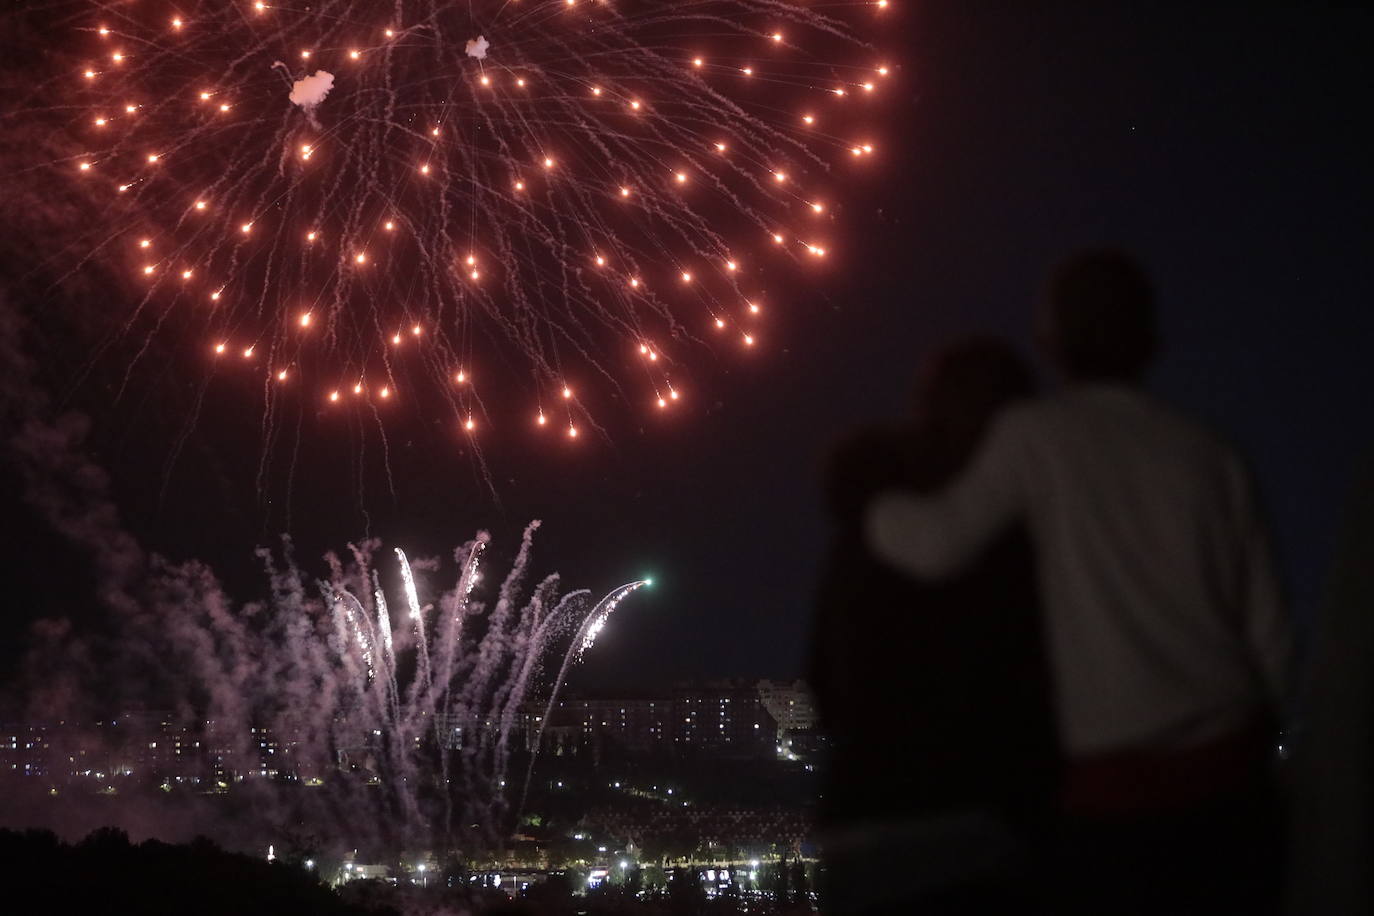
[66,0,892,441]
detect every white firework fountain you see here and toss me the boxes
[115,520,647,857]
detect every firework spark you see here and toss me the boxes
[64,0,891,440]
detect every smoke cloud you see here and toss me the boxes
[465,36,490,60]
[288,70,335,110]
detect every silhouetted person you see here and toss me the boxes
[865,250,1291,914]
[812,336,1056,915]
[1286,449,1374,915]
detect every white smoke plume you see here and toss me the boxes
[0,303,141,584]
[464,35,489,60]
[288,70,335,110]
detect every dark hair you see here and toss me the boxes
[1039,249,1157,381]
[912,335,1035,467]
[826,336,1032,519]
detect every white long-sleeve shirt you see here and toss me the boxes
[866,385,1290,756]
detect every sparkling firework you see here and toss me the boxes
[24,523,649,853]
[517,573,644,815]
[65,0,891,438]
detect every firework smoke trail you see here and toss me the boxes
[517,576,651,818]
[51,0,892,443]
[397,547,435,735]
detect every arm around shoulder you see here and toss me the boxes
[863,413,1027,580]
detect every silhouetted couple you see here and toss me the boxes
[813,250,1290,915]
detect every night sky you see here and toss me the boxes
[2,6,1371,693]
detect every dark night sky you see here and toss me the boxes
[2,6,1371,691]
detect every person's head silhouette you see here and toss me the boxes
[911,335,1033,456]
[1038,249,1157,383]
